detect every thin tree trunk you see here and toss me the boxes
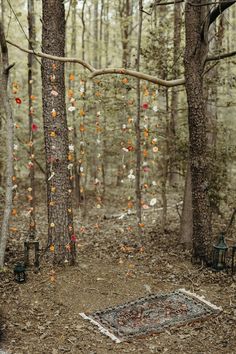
[70,0,81,205]
[80,0,87,216]
[42,0,75,264]
[0,21,14,268]
[27,0,37,239]
[135,0,143,233]
[93,0,99,69]
[104,1,109,67]
[169,1,182,186]
[99,0,104,68]
[161,89,169,233]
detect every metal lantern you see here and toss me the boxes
[212,233,228,271]
[231,245,236,275]
[14,263,26,283]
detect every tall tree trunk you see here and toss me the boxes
[184,0,210,263]
[69,0,81,206]
[0,0,5,188]
[119,0,131,68]
[93,0,99,69]
[42,0,75,264]
[135,0,143,233]
[27,0,37,239]
[169,1,182,186]
[0,21,14,268]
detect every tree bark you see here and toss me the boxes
[184,0,211,262]
[0,21,14,268]
[135,0,143,234]
[179,163,193,249]
[27,0,37,239]
[42,0,75,264]
[169,1,182,186]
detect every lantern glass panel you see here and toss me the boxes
[212,234,228,271]
[14,263,26,283]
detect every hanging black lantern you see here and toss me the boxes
[212,233,228,271]
[231,245,236,275]
[14,263,26,283]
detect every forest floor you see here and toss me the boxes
[0,189,236,354]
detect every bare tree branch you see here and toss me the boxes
[6,28,236,89]
[6,40,185,87]
[206,50,236,61]
[90,68,185,86]
[6,39,95,72]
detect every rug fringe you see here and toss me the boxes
[79,312,122,343]
[178,288,222,311]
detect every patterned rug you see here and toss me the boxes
[80,289,221,343]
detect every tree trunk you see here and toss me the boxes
[169,1,182,186]
[0,21,14,268]
[42,0,75,264]
[27,0,37,239]
[179,163,193,249]
[69,0,81,206]
[184,0,211,263]
[135,0,143,234]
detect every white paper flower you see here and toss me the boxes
[68,106,76,112]
[69,144,74,152]
[51,90,58,96]
[67,163,73,170]
[153,146,159,153]
[153,106,158,112]
[128,173,135,180]
[150,198,157,206]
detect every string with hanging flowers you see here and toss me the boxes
[120,76,136,236]
[8,82,22,234]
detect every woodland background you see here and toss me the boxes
[0,1,236,353]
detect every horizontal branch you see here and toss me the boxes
[6,38,235,88]
[7,40,185,87]
[206,50,236,61]
[90,68,185,87]
[6,40,95,72]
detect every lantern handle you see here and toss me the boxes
[224,208,236,235]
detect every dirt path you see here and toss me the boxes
[0,201,236,353]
